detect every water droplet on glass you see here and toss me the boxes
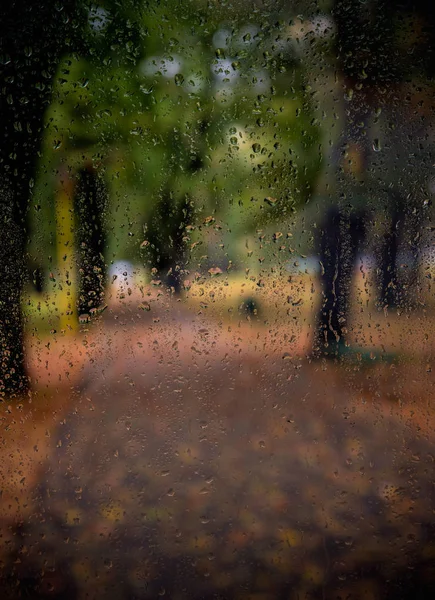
[140,84,154,94]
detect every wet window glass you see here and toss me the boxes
[1,1,435,598]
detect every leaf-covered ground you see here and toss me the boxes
[1,306,435,599]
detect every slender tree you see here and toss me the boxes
[75,163,108,315]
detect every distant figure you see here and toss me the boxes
[239,296,261,320]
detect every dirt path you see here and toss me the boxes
[1,306,435,598]
[3,303,435,522]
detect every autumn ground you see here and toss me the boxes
[1,277,435,598]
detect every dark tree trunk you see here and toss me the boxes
[142,122,206,296]
[144,191,193,296]
[0,204,27,398]
[75,165,107,316]
[376,201,401,309]
[376,192,425,311]
[0,1,81,396]
[0,4,58,396]
[401,204,425,310]
[314,206,365,357]
[165,195,193,296]
[312,89,369,357]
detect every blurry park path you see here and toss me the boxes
[0,300,435,597]
[2,298,435,515]
[1,299,435,597]
[2,294,435,525]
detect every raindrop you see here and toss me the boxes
[140,84,154,94]
[372,138,382,152]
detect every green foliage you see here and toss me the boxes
[30,0,322,274]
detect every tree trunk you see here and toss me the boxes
[144,191,193,296]
[314,206,365,357]
[0,23,54,395]
[376,201,401,309]
[0,0,80,396]
[0,203,27,398]
[376,192,425,311]
[75,165,108,316]
[401,204,425,311]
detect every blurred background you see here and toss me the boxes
[2,0,435,396]
[3,2,435,598]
